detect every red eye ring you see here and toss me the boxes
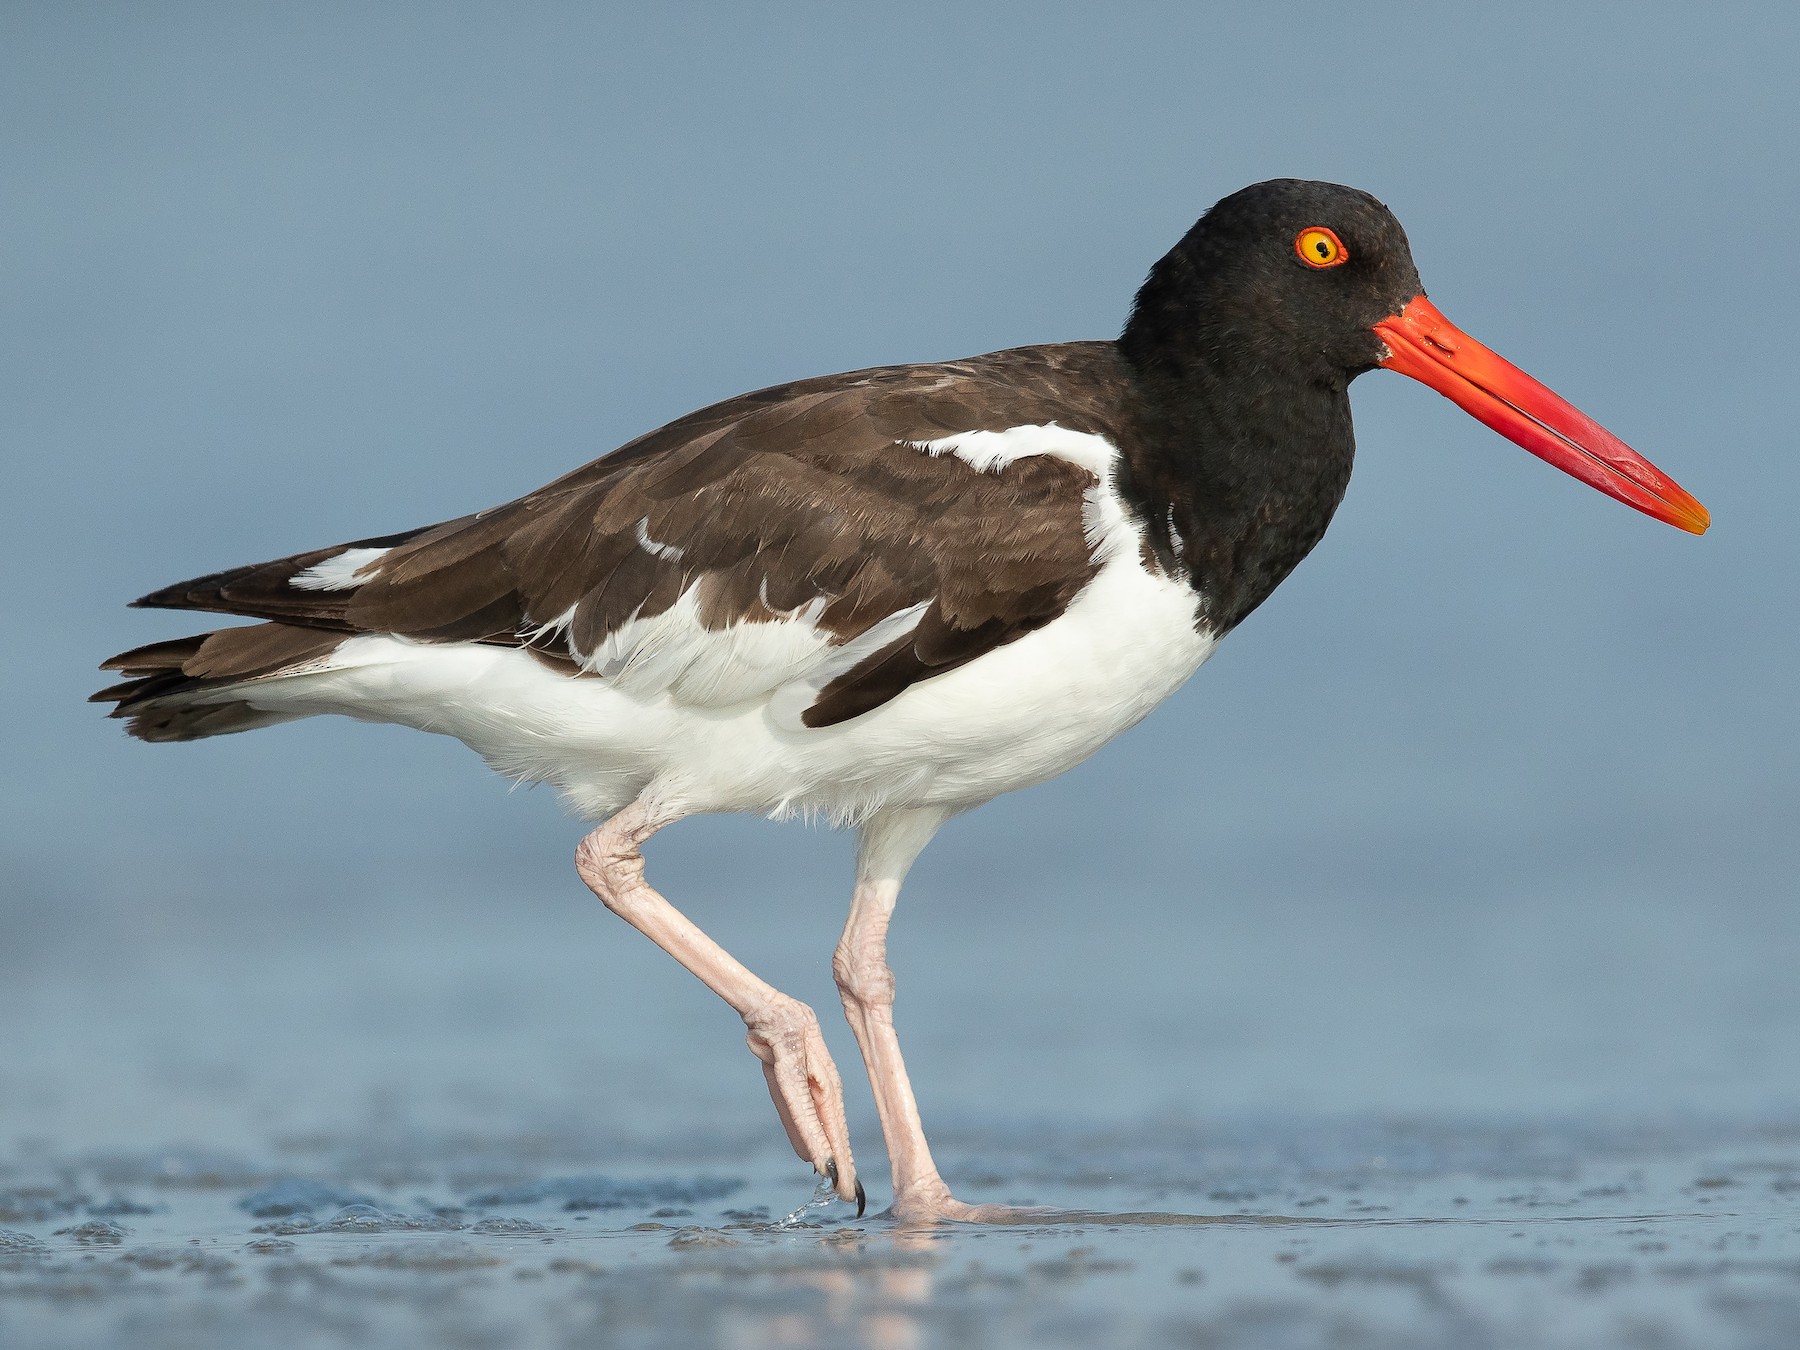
[1295,226,1348,269]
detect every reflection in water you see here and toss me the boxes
[890,1205,1321,1228]
[735,1232,939,1350]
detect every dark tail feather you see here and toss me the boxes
[95,623,349,742]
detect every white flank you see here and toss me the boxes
[764,600,931,731]
[580,583,838,707]
[291,546,392,591]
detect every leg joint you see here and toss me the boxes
[573,827,645,913]
[742,993,820,1064]
[832,940,897,1008]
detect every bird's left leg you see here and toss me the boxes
[575,798,862,1208]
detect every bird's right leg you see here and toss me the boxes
[574,799,862,1210]
[835,809,1053,1224]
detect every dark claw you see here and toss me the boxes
[854,1178,867,1218]
[824,1157,839,1190]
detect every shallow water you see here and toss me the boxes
[6,830,1800,1347]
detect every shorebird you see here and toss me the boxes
[97,180,1708,1223]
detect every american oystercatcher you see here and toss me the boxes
[96,180,1708,1223]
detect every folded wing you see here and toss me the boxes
[105,344,1130,730]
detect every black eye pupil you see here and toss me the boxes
[1315,241,1329,256]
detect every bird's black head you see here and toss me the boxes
[1120,177,1709,537]
[1122,179,1423,387]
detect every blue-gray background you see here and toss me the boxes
[3,3,1796,1154]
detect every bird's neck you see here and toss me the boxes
[1112,331,1357,634]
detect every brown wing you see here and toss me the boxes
[125,342,1133,728]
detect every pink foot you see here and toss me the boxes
[743,994,864,1213]
[887,1178,1061,1226]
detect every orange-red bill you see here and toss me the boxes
[1373,295,1710,534]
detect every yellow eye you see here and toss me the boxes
[1295,226,1348,269]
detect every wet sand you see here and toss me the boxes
[5,1115,1800,1348]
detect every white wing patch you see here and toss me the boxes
[291,546,392,591]
[911,422,1136,564]
[908,423,1115,478]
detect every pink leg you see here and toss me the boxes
[834,810,1049,1223]
[575,800,862,1209]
